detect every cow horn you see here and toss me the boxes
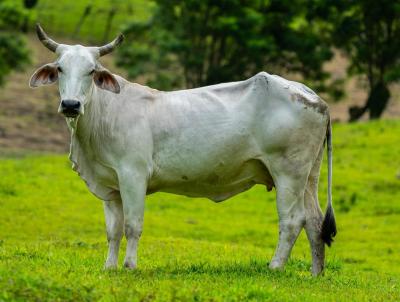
[98,34,124,57]
[36,23,60,52]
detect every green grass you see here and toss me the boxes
[29,0,154,42]
[1,120,400,301]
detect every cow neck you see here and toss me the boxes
[69,84,108,166]
[74,85,106,146]
[67,85,112,199]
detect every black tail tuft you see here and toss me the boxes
[321,205,337,247]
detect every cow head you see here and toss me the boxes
[29,24,123,119]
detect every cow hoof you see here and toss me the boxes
[311,268,324,277]
[104,262,118,270]
[123,261,137,270]
[268,261,284,271]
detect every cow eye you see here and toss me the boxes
[89,69,95,75]
[57,66,63,73]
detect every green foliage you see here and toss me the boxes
[0,1,27,29]
[117,0,333,91]
[29,0,154,43]
[311,0,400,120]
[23,0,39,9]
[1,120,400,301]
[0,0,30,86]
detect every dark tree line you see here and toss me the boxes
[311,0,400,120]
[117,0,400,120]
[117,0,333,92]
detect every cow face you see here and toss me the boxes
[29,24,123,119]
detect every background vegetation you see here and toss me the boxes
[1,0,399,119]
[311,0,400,120]
[117,0,334,92]
[0,0,30,85]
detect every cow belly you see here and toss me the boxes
[147,158,274,202]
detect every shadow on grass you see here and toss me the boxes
[105,258,342,280]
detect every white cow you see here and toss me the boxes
[29,24,336,275]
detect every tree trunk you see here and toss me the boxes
[367,82,390,119]
[73,5,92,37]
[349,82,390,121]
[102,7,117,43]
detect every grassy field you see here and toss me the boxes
[29,0,153,42]
[0,120,400,301]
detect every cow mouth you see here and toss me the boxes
[61,109,80,118]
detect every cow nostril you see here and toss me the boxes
[61,100,81,110]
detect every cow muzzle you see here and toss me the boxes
[60,99,81,118]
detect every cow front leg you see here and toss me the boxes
[118,173,146,269]
[103,199,124,269]
[269,175,307,271]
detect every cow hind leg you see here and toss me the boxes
[268,158,310,271]
[304,145,325,275]
[103,199,124,269]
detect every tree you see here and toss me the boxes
[116,0,334,92]
[312,0,400,120]
[22,0,39,32]
[0,0,30,86]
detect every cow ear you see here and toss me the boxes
[29,63,58,88]
[93,69,120,94]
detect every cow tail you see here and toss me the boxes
[321,118,337,247]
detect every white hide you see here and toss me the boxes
[71,73,328,202]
